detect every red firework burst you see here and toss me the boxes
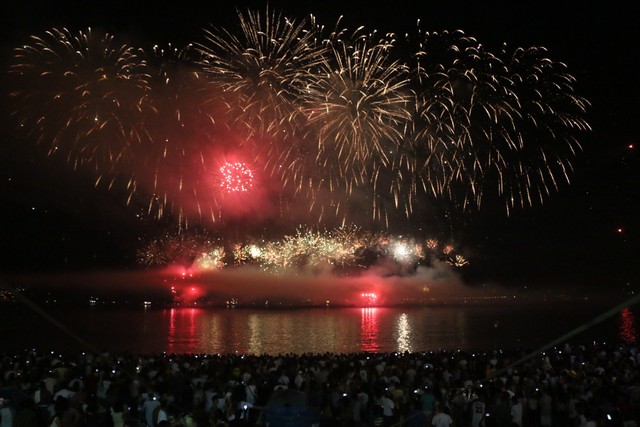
[219,162,254,193]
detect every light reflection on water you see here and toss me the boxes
[360,308,379,352]
[0,303,630,355]
[395,313,411,353]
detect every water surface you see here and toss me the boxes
[2,300,634,355]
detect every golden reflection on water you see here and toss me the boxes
[396,313,412,353]
[253,311,355,354]
[202,313,223,353]
[248,314,263,354]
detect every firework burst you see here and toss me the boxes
[406,28,590,214]
[299,26,413,223]
[137,230,224,267]
[500,45,591,211]
[195,7,325,140]
[219,161,254,193]
[8,27,152,179]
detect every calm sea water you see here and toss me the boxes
[2,300,636,355]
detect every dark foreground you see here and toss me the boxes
[1,341,639,427]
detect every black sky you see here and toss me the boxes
[0,0,638,290]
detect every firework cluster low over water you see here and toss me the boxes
[137,226,468,276]
[6,7,590,232]
[7,226,472,306]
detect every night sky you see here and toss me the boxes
[0,0,638,291]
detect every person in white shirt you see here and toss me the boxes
[511,395,523,427]
[142,394,161,427]
[431,405,454,427]
[0,399,13,427]
[376,390,395,426]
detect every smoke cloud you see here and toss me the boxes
[4,259,487,307]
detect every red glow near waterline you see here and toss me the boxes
[219,162,254,193]
[361,292,378,306]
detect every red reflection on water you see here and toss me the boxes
[620,308,637,344]
[361,307,380,352]
[188,308,196,339]
[167,308,199,353]
[168,308,176,354]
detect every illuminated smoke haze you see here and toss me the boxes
[7,260,474,307]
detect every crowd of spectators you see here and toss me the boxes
[1,341,639,427]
